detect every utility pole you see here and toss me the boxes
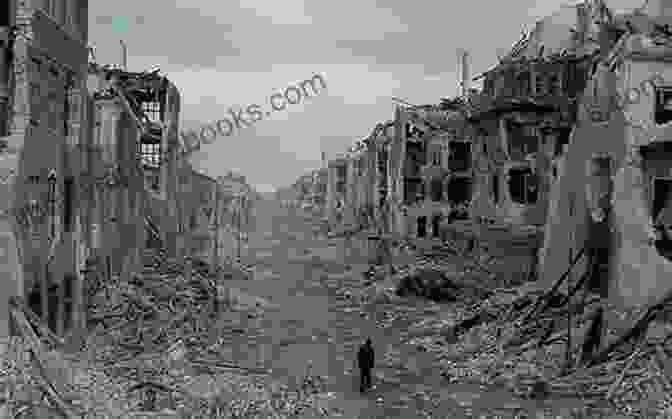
[212,185,220,272]
[236,195,241,262]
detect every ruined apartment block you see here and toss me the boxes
[385,98,474,241]
[435,1,613,282]
[541,0,672,308]
[0,0,89,337]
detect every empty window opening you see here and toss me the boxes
[27,284,42,319]
[0,1,9,26]
[447,177,472,205]
[63,275,74,331]
[516,72,531,97]
[656,87,672,125]
[432,214,441,238]
[142,101,161,122]
[406,141,426,177]
[63,177,74,232]
[507,122,538,159]
[336,165,347,180]
[535,73,546,96]
[378,149,388,176]
[492,174,499,203]
[406,122,424,139]
[147,172,160,192]
[653,178,672,258]
[555,128,571,157]
[403,178,424,204]
[430,178,443,202]
[417,216,427,238]
[431,148,441,166]
[448,141,471,171]
[509,168,538,204]
[141,142,161,169]
[548,72,561,96]
[653,178,672,227]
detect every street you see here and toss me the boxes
[214,198,589,418]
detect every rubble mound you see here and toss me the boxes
[0,248,334,418]
[395,268,493,303]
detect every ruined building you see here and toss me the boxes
[541,0,672,308]
[345,142,371,229]
[0,0,89,337]
[386,98,473,240]
[90,67,188,264]
[187,168,219,263]
[466,1,608,228]
[326,156,348,231]
[368,122,394,231]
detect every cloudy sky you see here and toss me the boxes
[89,0,643,193]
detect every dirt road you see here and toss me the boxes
[217,199,586,418]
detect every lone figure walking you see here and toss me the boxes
[357,338,375,393]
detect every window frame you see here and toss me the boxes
[508,167,538,205]
[141,142,161,169]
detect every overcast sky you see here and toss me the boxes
[88,0,643,193]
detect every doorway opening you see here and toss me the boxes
[417,216,427,238]
[652,177,672,259]
[446,177,471,205]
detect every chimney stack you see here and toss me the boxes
[460,50,470,97]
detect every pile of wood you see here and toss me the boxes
[86,249,262,370]
[431,249,672,416]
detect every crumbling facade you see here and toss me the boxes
[467,1,605,228]
[0,0,89,337]
[186,168,218,263]
[541,2,672,307]
[369,122,394,230]
[326,156,347,231]
[214,171,254,262]
[345,145,370,229]
[310,167,328,213]
[384,101,474,240]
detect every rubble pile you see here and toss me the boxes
[405,279,672,415]
[0,249,335,418]
[395,268,493,303]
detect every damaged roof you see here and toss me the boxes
[399,100,470,137]
[88,63,176,134]
[476,0,608,79]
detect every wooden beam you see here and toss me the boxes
[41,267,49,326]
[9,301,77,418]
[17,296,65,347]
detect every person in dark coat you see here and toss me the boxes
[357,338,375,392]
